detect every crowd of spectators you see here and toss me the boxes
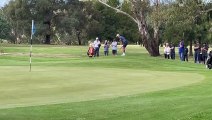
[164,40,211,64]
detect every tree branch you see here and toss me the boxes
[97,0,138,24]
[199,8,212,14]
[206,8,212,13]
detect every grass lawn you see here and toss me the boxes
[0,44,212,120]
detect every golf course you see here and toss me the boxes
[0,45,212,120]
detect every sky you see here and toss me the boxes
[0,0,10,8]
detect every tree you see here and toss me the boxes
[98,0,162,56]
[163,0,211,56]
[3,0,32,43]
[3,0,141,45]
[0,10,11,40]
[3,0,88,45]
[33,0,66,44]
[67,1,88,45]
[93,0,139,43]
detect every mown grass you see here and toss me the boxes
[0,44,211,120]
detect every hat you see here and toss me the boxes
[116,34,120,37]
[96,37,99,40]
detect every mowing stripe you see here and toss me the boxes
[0,66,204,109]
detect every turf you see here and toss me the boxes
[0,45,211,120]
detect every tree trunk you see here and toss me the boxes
[138,21,160,56]
[44,21,51,44]
[142,35,160,56]
[76,30,81,45]
[45,34,51,44]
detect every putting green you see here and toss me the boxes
[0,66,204,109]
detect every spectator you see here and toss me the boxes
[199,44,203,64]
[178,39,184,61]
[104,40,109,56]
[183,46,188,62]
[170,43,175,60]
[206,50,212,69]
[194,41,200,63]
[93,37,101,57]
[164,43,171,59]
[111,39,118,56]
[202,43,209,64]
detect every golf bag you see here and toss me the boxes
[87,46,95,57]
[206,50,212,69]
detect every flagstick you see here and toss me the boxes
[30,20,34,72]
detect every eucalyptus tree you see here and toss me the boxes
[98,0,165,56]
[97,0,212,56]
[92,0,139,43]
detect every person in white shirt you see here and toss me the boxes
[111,39,118,56]
[93,37,101,57]
[164,43,171,59]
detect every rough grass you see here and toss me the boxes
[0,44,211,120]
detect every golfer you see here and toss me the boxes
[116,34,128,56]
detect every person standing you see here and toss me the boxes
[93,37,101,57]
[178,39,184,61]
[164,43,171,59]
[206,50,212,69]
[116,34,128,56]
[199,45,203,64]
[194,41,200,63]
[104,40,109,56]
[183,46,189,62]
[170,43,175,60]
[111,39,118,56]
[202,43,209,64]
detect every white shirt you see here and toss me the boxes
[164,46,171,55]
[111,41,118,50]
[93,40,100,48]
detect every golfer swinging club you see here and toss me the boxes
[116,34,128,56]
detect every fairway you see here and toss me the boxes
[0,66,203,109]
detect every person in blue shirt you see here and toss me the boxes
[116,34,128,56]
[178,39,184,61]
